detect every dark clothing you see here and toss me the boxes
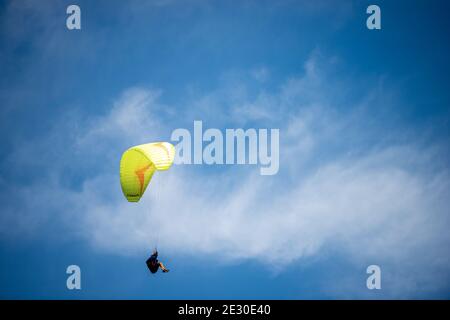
[146,253,159,274]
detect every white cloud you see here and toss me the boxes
[1,54,449,298]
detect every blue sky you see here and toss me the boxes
[0,0,449,299]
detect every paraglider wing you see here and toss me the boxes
[120,142,175,202]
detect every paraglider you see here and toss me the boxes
[146,250,169,273]
[119,142,175,274]
[120,142,175,202]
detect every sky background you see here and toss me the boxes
[0,0,449,299]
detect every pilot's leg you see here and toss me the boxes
[159,262,169,272]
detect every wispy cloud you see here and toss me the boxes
[1,53,449,297]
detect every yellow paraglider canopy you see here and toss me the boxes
[120,142,175,202]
